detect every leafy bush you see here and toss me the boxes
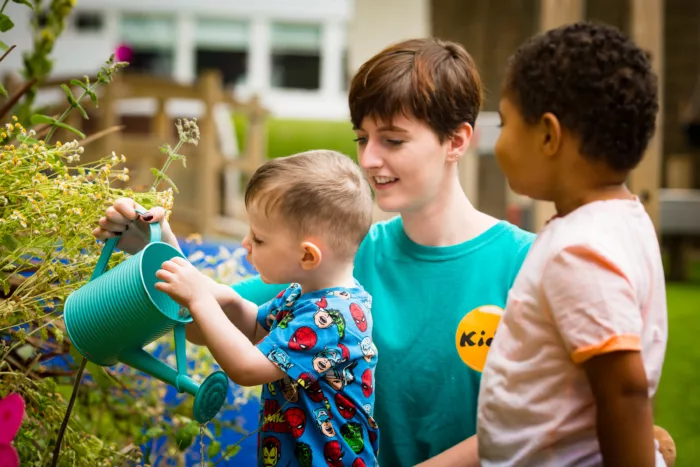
[1,2,257,465]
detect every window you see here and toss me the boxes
[195,19,249,87]
[119,14,176,77]
[270,23,322,90]
[75,11,104,32]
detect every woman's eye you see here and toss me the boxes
[353,137,368,145]
[386,139,404,146]
[253,237,263,245]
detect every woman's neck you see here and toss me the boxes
[400,175,498,247]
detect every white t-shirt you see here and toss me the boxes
[477,199,668,466]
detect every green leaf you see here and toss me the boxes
[70,79,89,91]
[68,343,84,362]
[86,362,114,390]
[159,143,172,154]
[208,440,221,458]
[0,83,6,98]
[11,0,33,8]
[30,114,86,138]
[17,134,40,145]
[0,13,14,32]
[0,40,8,51]
[174,426,195,451]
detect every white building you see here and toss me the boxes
[2,0,352,120]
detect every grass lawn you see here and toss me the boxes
[656,261,700,466]
[232,113,358,161]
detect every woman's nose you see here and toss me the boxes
[358,142,383,171]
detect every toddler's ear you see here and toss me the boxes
[300,241,322,270]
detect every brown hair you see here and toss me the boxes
[349,38,484,142]
[244,150,373,259]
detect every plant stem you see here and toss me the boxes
[45,83,98,144]
[51,355,87,467]
[150,140,184,191]
[0,0,9,15]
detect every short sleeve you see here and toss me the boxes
[255,287,290,332]
[542,245,643,364]
[256,293,369,388]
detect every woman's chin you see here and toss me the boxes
[375,195,408,214]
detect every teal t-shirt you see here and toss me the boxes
[232,217,535,466]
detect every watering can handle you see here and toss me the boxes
[90,207,162,281]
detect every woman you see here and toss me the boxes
[93,38,534,466]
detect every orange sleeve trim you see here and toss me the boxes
[571,334,641,364]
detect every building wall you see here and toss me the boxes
[663,0,700,188]
[347,0,431,73]
[431,0,700,221]
[1,0,353,120]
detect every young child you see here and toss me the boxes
[154,150,380,466]
[477,22,669,466]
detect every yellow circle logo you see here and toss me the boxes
[455,305,503,372]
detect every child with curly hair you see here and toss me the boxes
[477,22,670,466]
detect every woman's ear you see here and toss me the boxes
[300,241,322,270]
[447,122,474,162]
[540,112,562,158]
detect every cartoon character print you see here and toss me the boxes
[359,336,376,363]
[324,440,345,467]
[341,422,365,454]
[279,376,298,403]
[313,297,346,338]
[284,407,306,439]
[285,284,302,307]
[265,309,277,330]
[330,290,351,300]
[277,310,295,329]
[338,343,351,362]
[349,302,368,332]
[296,371,316,389]
[352,459,367,467]
[289,326,317,351]
[305,378,325,403]
[361,369,374,397]
[314,407,336,437]
[294,442,314,467]
[334,392,357,419]
[267,346,294,372]
[325,360,357,390]
[312,347,343,373]
[363,404,372,417]
[262,399,290,433]
[261,436,281,467]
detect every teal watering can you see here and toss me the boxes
[64,210,228,423]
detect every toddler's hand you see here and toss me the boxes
[155,257,213,308]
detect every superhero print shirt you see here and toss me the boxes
[255,282,380,467]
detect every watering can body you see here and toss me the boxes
[64,211,228,423]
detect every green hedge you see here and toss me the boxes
[232,114,358,162]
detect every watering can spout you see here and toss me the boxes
[117,324,230,423]
[120,347,199,396]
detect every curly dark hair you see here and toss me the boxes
[504,22,659,172]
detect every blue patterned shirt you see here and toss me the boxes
[255,282,379,467]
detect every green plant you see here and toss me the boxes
[0,5,255,465]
